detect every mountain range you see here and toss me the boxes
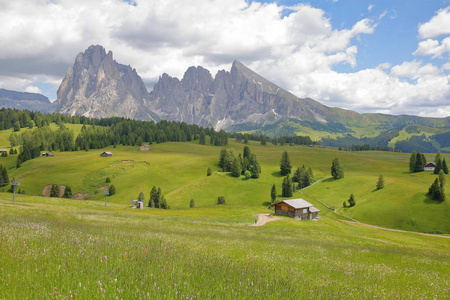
[1,45,449,151]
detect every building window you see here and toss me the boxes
[302,208,308,214]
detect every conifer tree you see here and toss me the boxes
[331,157,344,179]
[149,186,157,207]
[348,193,356,207]
[207,167,212,176]
[439,170,446,189]
[159,195,169,209]
[376,174,385,190]
[409,151,417,173]
[63,186,72,198]
[50,184,59,197]
[190,199,195,208]
[443,158,449,174]
[138,192,145,202]
[156,187,162,208]
[414,152,424,172]
[108,184,116,196]
[271,184,277,204]
[199,130,206,145]
[292,167,301,183]
[231,157,242,177]
[282,175,293,197]
[280,150,292,176]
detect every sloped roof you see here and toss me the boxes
[278,198,314,209]
[424,162,436,167]
[309,207,321,213]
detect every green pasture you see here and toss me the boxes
[1,197,449,299]
[0,130,449,233]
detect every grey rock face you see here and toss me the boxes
[57,45,154,120]
[0,88,56,113]
[148,60,335,130]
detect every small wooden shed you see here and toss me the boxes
[274,198,320,220]
[100,151,113,157]
[139,144,150,151]
[42,152,54,157]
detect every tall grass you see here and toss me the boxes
[1,199,449,299]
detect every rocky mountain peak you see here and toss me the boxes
[57,45,154,121]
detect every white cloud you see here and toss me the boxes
[414,37,450,58]
[24,86,43,94]
[0,0,448,118]
[418,6,450,38]
[368,4,374,12]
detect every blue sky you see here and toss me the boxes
[0,0,449,117]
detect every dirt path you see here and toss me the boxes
[343,220,450,239]
[249,213,282,226]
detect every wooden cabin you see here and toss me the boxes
[139,144,150,151]
[42,152,55,157]
[274,199,320,220]
[100,151,113,157]
[424,162,436,172]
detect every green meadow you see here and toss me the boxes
[1,128,449,298]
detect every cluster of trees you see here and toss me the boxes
[148,186,169,209]
[343,193,356,207]
[219,146,261,178]
[293,165,314,189]
[409,151,427,172]
[434,152,449,175]
[0,164,10,187]
[331,157,344,179]
[217,196,226,205]
[49,184,73,198]
[349,144,390,152]
[234,132,314,147]
[428,170,446,202]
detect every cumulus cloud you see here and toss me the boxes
[418,6,450,38]
[0,0,448,117]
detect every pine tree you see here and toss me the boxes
[50,184,59,197]
[138,192,145,202]
[348,193,356,207]
[63,186,72,198]
[282,175,293,197]
[199,130,206,145]
[409,151,417,173]
[292,167,301,183]
[159,195,168,209]
[343,201,347,208]
[439,170,446,189]
[149,186,158,207]
[156,187,162,208]
[443,158,449,174]
[271,184,277,204]
[331,157,344,179]
[280,150,292,176]
[108,184,116,196]
[231,157,242,177]
[217,196,226,205]
[243,146,251,160]
[376,174,385,190]
[414,152,424,172]
[207,167,212,176]
[190,199,195,208]
[434,156,443,175]
[105,176,111,183]
[248,153,261,178]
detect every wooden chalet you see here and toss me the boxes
[274,198,320,220]
[100,151,113,157]
[139,144,150,151]
[424,162,436,172]
[42,152,55,157]
[0,149,8,153]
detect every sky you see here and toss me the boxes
[0,0,449,117]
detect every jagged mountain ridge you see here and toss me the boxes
[52,45,449,146]
[57,45,156,121]
[0,88,56,113]
[149,60,348,130]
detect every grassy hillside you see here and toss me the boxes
[1,196,449,299]
[0,130,449,233]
